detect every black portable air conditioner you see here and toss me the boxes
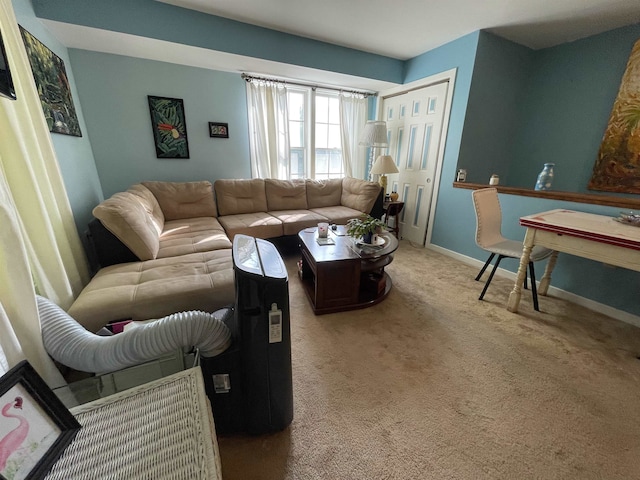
[200,234,293,434]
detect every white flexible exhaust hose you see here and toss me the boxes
[37,296,232,374]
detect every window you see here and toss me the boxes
[287,88,344,179]
[288,90,307,179]
[246,77,366,180]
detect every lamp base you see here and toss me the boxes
[379,175,387,193]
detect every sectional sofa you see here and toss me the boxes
[68,178,382,332]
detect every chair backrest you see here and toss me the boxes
[471,188,505,248]
[385,202,404,218]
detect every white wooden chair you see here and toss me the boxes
[471,188,552,310]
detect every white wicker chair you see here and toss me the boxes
[471,188,552,310]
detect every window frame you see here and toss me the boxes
[287,87,344,180]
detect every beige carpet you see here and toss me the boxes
[217,241,640,479]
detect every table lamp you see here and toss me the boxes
[370,155,399,194]
[359,121,388,180]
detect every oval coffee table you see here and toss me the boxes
[297,226,398,314]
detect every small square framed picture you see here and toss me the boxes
[208,122,229,138]
[0,360,80,479]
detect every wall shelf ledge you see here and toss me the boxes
[453,182,640,210]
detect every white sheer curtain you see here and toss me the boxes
[339,93,367,179]
[246,79,290,179]
[0,0,89,386]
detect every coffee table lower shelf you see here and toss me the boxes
[297,228,398,315]
[299,265,392,315]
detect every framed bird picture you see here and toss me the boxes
[0,360,80,480]
[147,95,190,159]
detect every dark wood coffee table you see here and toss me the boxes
[297,226,399,314]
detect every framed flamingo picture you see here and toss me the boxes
[0,361,80,480]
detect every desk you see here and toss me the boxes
[507,209,640,313]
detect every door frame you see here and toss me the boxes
[376,68,457,246]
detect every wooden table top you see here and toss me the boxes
[519,209,640,250]
[298,226,399,262]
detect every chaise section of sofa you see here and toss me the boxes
[74,180,235,331]
[68,250,235,332]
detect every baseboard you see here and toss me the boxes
[426,244,640,329]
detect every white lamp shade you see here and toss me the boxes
[370,155,399,175]
[359,120,388,147]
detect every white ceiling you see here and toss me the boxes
[44,0,640,92]
[159,0,640,59]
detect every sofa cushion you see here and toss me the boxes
[157,217,232,258]
[341,177,381,213]
[306,178,343,209]
[127,184,164,233]
[93,192,160,261]
[267,210,329,236]
[214,179,268,216]
[265,179,308,211]
[217,212,283,241]
[308,206,365,225]
[67,250,235,332]
[142,181,217,220]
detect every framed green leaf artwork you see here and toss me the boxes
[20,26,82,137]
[147,95,190,159]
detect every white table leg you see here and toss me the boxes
[538,251,558,296]
[507,228,535,313]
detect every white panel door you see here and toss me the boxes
[382,81,449,244]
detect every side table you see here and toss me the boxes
[383,201,404,237]
[53,349,195,407]
[46,367,222,480]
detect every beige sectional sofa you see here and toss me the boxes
[69,178,382,332]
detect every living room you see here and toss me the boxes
[11,0,639,320]
[2,0,640,478]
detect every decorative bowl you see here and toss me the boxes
[615,211,640,227]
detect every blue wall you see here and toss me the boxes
[404,31,479,200]
[458,32,534,185]
[510,24,640,194]
[33,0,404,85]
[12,0,102,231]
[68,50,251,197]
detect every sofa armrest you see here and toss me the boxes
[88,218,138,268]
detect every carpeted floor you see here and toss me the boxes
[217,240,640,479]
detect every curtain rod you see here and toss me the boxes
[241,73,376,97]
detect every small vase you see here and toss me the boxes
[362,232,374,244]
[534,163,555,191]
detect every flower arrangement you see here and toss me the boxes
[346,214,386,243]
